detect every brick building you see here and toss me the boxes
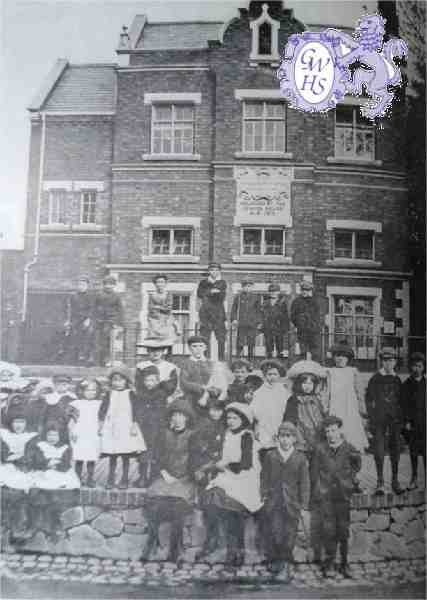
[9,1,412,365]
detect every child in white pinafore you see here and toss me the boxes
[327,345,369,452]
[69,378,103,487]
[99,364,146,489]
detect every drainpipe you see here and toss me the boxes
[22,111,46,322]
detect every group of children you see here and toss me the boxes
[0,340,425,580]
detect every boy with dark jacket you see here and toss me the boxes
[261,284,289,359]
[197,263,227,361]
[365,347,404,496]
[94,276,124,367]
[260,421,310,580]
[311,415,361,578]
[401,352,426,489]
[230,280,261,360]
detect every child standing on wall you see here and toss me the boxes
[68,378,103,488]
[99,364,146,489]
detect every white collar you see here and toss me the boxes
[277,445,294,462]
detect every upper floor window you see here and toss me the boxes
[258,22,272,55]
[80,190,97,225]
[151,228,193,256]
[249,3,280,65]
[335,105,375,161]
[333,229,375,260]
[241,227,284,256]
[48,190,67,225]
[152,104,194,155]
[243,101,286,153]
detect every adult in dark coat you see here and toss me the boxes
[311,416,361,578]
[197,263,227,361]
[260,422,310,578]
[290,281,321,361]
[365,348,404,495]
[401,352,426,489]
[66,276,95,365]
[260,283,289,359]
[94,276,124,366]
[230,280,261,360]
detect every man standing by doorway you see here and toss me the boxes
[230,279,261,361]
[290,280,321,361]
[66,276,95,366]
[94,276,124,366]
[197,263,227,361]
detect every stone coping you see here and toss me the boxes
[78,487,426,509]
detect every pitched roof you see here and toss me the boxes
[30,62,116,113]
[136,22,223,50]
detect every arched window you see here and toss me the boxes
[258,21,272,55]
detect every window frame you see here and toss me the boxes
[150,103,195,156]
[149,227,194,257]
[242,100,286,154]
[334,104,376,161]
[240,226,285,257]
[79,189,97,225]
[332,228,376,261]
[48,189,67,225]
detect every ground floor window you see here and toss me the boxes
[332,295,376,359]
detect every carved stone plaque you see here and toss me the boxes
[233,166,293,226]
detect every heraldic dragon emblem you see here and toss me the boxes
[278,14,408,120]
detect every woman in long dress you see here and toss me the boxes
[146,274,178,342]
[326,345,369,452]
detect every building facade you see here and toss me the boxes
[11,1,411,365]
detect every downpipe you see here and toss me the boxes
[22,111,46,322]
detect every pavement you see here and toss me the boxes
[1,553,425,599]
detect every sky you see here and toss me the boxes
[0,0,376,249]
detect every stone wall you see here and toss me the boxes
[5,489,425,564]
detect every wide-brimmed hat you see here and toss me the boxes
[300,280,313,290]
[140,337,174,349]
[187,335,208,347]
[225,402,253,425]
[108,362,133,383]
[286,360,327,380]
[330,344,354,360]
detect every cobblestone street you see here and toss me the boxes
[1,553,425,598]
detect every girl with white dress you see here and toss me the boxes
[202,402,262,567]
[99,364,146,489]
[326,345,369,453]
[69,378,103,487]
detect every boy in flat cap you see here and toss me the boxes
[311,415,361,578]
[66,276,95,365]
[230,280,261,361]
[366,348,403,495]
[401,352,426,490]
[94,276,124,366]
[197,263,227,361]
[261,284,289,359]
[290,281,321,361]
[260,421,310,580]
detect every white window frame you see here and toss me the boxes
[242,100,286,154]
[80,190,97,225]
[333,102,376,162]
[150,103,195,156]
[240,226,285,257]
[140,282,197,355]
[48,189,67,225]
[141,216,201,262]
[326,220,382,265]
[249,3,280,65]
[149,227,194,257]
[326,286,382,360]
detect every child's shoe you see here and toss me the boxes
[338,563,352,578]
[374,481,385,496]
[407,477,418,491]
[391,479,404,495]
